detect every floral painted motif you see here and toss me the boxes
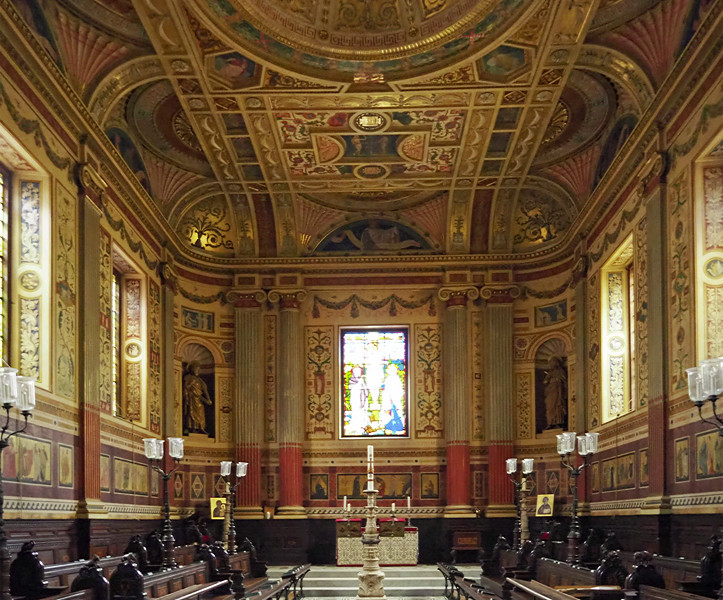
[415,324,443,438]
[305,326,333,440]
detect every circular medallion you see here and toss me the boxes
[351,112,390,133]
[126,342,142,358]
[20,272,40,292]
[354,164,390,179]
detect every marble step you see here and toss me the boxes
[267,565,449,598]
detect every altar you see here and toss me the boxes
[336,518,419,566]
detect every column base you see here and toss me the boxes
[235,506,266,519]
[443,504,476,518]
[485,504,517,518]
[275,505,307,518]
[76,499,108,519]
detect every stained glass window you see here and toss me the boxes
[341,328,408,438]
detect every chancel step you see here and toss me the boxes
[267,564,450,598]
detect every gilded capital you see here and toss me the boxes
[227,289,267,308]
[158,261,178,293]
[268,289,307,309]
[479,284,520,303]
[437,286,479,306]
[75,163,107,207]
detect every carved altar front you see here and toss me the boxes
[336,518,418,566]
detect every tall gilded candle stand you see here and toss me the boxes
[219,461,248,555]
[356,483,386,600]
[506,458,535,550]
[556,432,598,566]
[0,368,36,600]
[685,356,723,600]
[144,437,185,570]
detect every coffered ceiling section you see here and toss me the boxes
[16,0,710,261]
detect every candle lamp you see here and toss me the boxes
[685,357,723,600]
[144,437,184,569]
[557,431,598,565]
[0,367,36,600]
[506,457,534,550]
[219,461,248,555]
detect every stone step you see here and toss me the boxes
[267,564,450,598]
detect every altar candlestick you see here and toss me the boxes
[344,496,347,509]
[367,479,373,491]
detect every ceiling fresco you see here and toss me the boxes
[10,0,717,262]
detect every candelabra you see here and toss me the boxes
[506,458,534,551]
[557,431,598,565]
[143,437,184,569]
[0,367,36,600]
[686,357,723,435]
[219,461,248,555]
[685,356,723,600]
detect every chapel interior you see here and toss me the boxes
[0,0,721,588]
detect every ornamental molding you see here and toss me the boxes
[305,506,445,518]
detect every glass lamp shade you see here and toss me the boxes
[168,437,184,459]
[236,462,248,477]
[522,458,534,474]
[700,359,723,396]
[686,368,706,404]
[556,434,564,455]
[585,432,599,454]
[562,431,577,454]
[143,438,163,460]
[506,458,517,474]
[220,461,232,477]
[16,376,36,411]
[577,435,588,456]
[0,367,18,406]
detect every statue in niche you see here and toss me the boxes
[543,356,567,429]
[183,360,213,435]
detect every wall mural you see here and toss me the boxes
[106,127,151,194]
[696,430,723,479]
[337,473,412,500]
[316,219,429,253]
[594,115,638,188]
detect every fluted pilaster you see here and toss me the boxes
[481,284,519,516]
[76,164,106,520]
[438,286,478,515]
[228,289,266,517]
[159,259,178,438]
[269,289,307,517]
[644,187,670,515]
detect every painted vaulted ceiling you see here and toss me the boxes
[10,0,714,263]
